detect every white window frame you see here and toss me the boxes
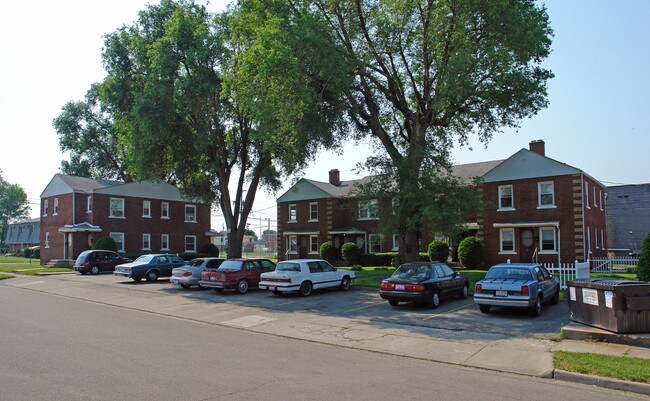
[593,186,598,208]
[53,197,59,215]
[185,235,197,253]
[309,235,319,254]
[142,200,151,218]
[87,196,92,213]
[288,204,297,223]
[539,227,557,254]
[368,234,382,253]
[358,199,379,220]
[142,233,151,251]
[601,229,604,249]
[537,181,556,208]
[595,227,599,249]
[309,202,318,222]
[110,198,125,218]
[600,191,604,211]
[184,204,197,222]
[45,232,50,248]
[392,234,399,251]
[585,182,590,209]
[587,226,591,254]
[499,228,516,254]
[288,235,298,254]
[498,185,514,210]
[110,232,125,253]
[161,202,170,219]
[161,234,170,251]
[43,199,48,216]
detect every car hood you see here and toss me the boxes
[116,262,148,269]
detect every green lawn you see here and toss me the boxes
[0,263,73,275]
[553,351,650,383]
[0,256,39,263]
[0,274,13,280]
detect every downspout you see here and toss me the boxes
[580,174,586,261]
[557,224,561,267]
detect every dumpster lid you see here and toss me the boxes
[567,279,650,290]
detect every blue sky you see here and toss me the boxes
[1,1,649,232]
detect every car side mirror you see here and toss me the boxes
[453,271,459,278]
[332,267,337,271]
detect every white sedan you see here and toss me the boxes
[259,259,356,296]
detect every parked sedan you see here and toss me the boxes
[473,263,560,316]
[379,262,469,308]
[198,258,276,294]
[258,259,355,296]
[74,250,131,275]
[170,257,225,289]
[114,254,186,282]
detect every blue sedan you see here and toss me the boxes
[114,254,186,282]
[473,263,560,317]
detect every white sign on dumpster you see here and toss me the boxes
[582,288,599,306]
[605,291,613,308]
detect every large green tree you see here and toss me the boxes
[0,171,31,249]
[309,0,554,262]
[53,83,131,181]
[100,0,348,257]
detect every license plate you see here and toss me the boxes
[269,286,276,291]
[395,284,405,291]
[495,290,508,297]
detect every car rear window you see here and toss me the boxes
[218,260,243,270]
[75,251,90,265]
[276,262,301,272]
[134,255,154,263]
[392,264,431,279]
[485,267,533,280]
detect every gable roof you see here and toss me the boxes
[451,160,504,183]
[41,174,122,197]
[481,148,584,183]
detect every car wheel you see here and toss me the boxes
[236,279,249,294]
[339,276,351,291]
[479,304,490,314]
[428,291,441,309]
[550,289,560,304]
[299,281,312,297]
[388,299,399,306]
[180,283,191,289]
[531,296,542,317]
[90,266,100,275]
[459,285,468,299]
[145,270,159,282]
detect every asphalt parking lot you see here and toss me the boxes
[63,273,571,341]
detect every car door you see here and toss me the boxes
[245,260,263,286]
[537,265,557,301]
[307,261,326,288]
[432,264,450,297]
[318,260,340,288]
[157,255,173,276]
[439,263,463,296]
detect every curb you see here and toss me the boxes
[554,369,650,395]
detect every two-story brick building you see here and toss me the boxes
[40,174,212,264]
[276,140,607,266]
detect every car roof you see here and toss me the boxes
[278,259,326,263]
[490,263,540,270]
[225,258,272,262]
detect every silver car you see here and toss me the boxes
[170,257,224,289]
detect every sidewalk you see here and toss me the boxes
[3,274,649,395]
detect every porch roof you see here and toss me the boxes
[493,221,560,228]
[58,222,102,233]
[329,227,367,235]
[283,230,321,236]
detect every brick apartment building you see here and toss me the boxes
[40,174,212,264]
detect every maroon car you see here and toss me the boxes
[198,258,276,294]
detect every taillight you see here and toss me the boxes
[183,272,192,277]
[266,277,291,283]
[381,282,395,290]
[410,284,425,292]
[475,284,482,294]
[201,273,209,279]
[521,286,529,296]
[84,261,90,268]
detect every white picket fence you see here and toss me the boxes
[589,256,639,273]
[542,260,590,290]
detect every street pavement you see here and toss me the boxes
[2,273,649,395]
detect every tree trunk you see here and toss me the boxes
[399,227,420,264]
[226,229,244,258]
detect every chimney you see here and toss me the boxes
[329,169,341,186]
[529,139,545,156]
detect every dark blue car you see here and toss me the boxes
[114,254,186,282]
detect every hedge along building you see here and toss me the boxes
[39,174,212,264]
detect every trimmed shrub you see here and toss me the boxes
[341,242,361,265]
[637,232,650,281]
[428,240,449,262]
[320,241,337,264]
[22,247,31,258]
[458,236,483,269]
[351,265,363,271]
[200,243,220,257]
[93,237,118,252]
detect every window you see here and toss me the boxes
[53,198,59,215]
[539,228,556,253]
[45,232,50,248]
[600,191,604,211]
[593,187,598,208]
[392,234,399,251]
[585,182,590,209]
[309,202,318,221]
[185,235,196,252]
[500,229,515,253]
[143,200,151,217]
[595,227,599,249]
[498,185,514,210]
[368,234,382,253]
[288,236,297,253]
[358,199,378,219]
[184,205,196,222]
[161,202,170,219]
[309,235,319,254]
[87,196,92,213]
[110,198,125,218]
[110,232,124,252]
[161,234,170,251]
[43,199,49,216]
[601,229,604,249]
[587,226,591,254]
[538,182,555,207]
[288,204,297,222]
[142,234,151,250]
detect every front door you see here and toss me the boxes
[520,229,535,262]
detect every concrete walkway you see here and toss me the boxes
[3,274,649,395]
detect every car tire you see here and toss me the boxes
[550,289,560,304]
[459,285,468,299]
[299,281,312,297]
[145,270,159,282]
[236,279,249,294]
[339,276,351,291]
[132,277,142,282]
[90,266,100,275]
[428,291,441,309]
[388,299,399,306]
[531,296,542,317]
[180,283,191,289]
[479,304,490,314]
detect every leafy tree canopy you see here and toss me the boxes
[0,170,31,246]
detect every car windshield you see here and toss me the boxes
[276,262,301,272]
[392,264,431,279]
[188,259,204,267]
[218,260,242,270]
[75,251,90,265]
[485,267,533,280]
[134,255,155,263]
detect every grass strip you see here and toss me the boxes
[0,264,72,275]
[553,351,650,383]
[0,274,14,280]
